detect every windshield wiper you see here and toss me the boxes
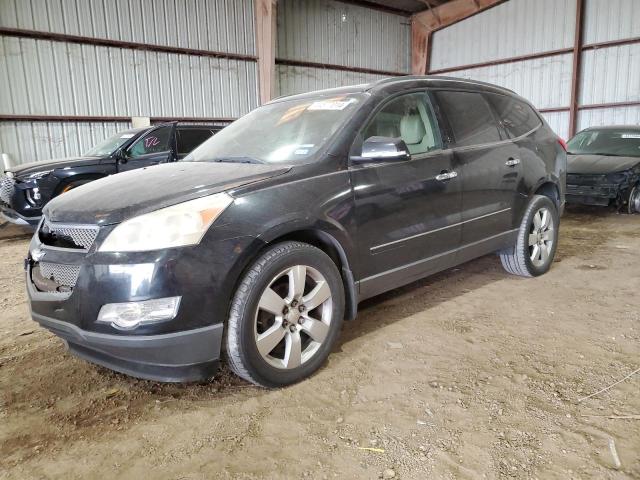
[208,156,265,164]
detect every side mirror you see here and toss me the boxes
[351,136,410,164]
[114,149,128,164]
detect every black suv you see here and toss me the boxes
[26,77,566,387]
[1,123,223,226]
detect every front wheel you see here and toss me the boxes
[56,178,99,196]
[627,184,640,214]
[225,241,345,388]
[500,195,559,277]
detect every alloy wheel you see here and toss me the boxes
[528,207,554,267]
[254,265,333,369]
[629,186,640,214]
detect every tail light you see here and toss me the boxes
[557,137,568,152]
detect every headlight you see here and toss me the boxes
[99,192,233,252]
[24,169,53,180]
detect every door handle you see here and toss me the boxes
[505,158,521,167]
[435,171,458,181]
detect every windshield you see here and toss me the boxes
[185,94,365,164]
[84,130,140,157]
[567,129,640,157]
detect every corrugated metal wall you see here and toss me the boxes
[276,65,387,97]
[578,0,640,130]
[429,0,640,140]
[430,0,575,140]
[0,37,258,118]
[0,0,256,55]
[276,0,410,96]
[443,55,574,110]
[0,121,132,164]
[0,0,258,165]
[430,0,575,71]
[583,0,640,44]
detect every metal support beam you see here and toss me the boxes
[255,0,277,104]
[0,27,258,62]
[568,0,585,138]
[276,58,407,77]
[0,114,235,124]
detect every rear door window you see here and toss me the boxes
[433,90,502,147]
[486,93,541,138]
[176,128,215,156]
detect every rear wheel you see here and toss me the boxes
[225,241,344,388]
[627,184,640,214]
[500,195,559,277]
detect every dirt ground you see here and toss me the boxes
[0,207,639,480]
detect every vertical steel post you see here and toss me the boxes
[568,0,585,138]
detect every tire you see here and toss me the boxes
[500,195,559,277]
[627,184,640,214]
[225,241,345,388]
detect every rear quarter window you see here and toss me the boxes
[433,90,502,147]
[486,93,541,138]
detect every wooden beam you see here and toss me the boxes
[413,0,505,33]
[255,0,277,104]
[411,17,430,75]
[568,0,585,138]
[412,0,505,76]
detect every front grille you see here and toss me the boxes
[38,262,81,288]
[0,174,16,205]
[39,217,99,250]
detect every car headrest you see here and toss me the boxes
[400,113,426,145]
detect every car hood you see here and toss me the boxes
[9,156,104,178]
[44,161,290,225]
[567,154,640,175]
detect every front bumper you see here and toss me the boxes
[0,175,45,226]
[33,312,223,382]
[1,205,41,226]
[566,183,619,206]
[26,220,263,382]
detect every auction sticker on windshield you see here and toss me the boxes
[308,98,357,111]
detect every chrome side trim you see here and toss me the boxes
[370,207,512,252]
[362,228,519,285]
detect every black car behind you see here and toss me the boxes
[0,122,223,226]
[26,76,566,387]
[566,126,640,213]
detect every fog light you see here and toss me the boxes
[97,296,181,330]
